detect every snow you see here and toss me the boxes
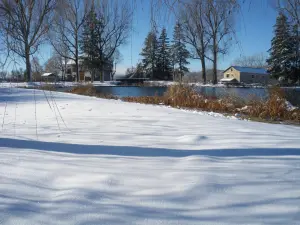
[41,73,55,77]
[0,81,117,88]
[1,87,300,225]
[230,66,268,75]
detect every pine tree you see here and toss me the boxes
[80,4,101,82]
[140,31,158,79]
[157,28,172,80]
[172,22,190,81]
[267,13,294,82]
[290,24,300,83]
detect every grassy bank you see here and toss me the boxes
[68,84,300,124]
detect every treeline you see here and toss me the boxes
[131,23,190,81]
[0,0,132,82]
[128,0,238,83]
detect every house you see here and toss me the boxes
[221,66,270,85]
[65,58,113,82]
[41,73,57,82]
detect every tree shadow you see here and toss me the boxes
[1,137,300,157]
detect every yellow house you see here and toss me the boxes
[221,66,270,85]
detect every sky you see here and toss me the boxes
[2,0,278,76]
[116,0,278,75]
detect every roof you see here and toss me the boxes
[220,78,238,82]
[42,73,56,77]
[224,66,268,75]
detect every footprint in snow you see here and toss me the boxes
[88,109,92,111]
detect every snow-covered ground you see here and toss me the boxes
[0,87,300,225]
[0,81,118,88]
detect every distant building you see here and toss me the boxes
[41,73,57,82]
[221,66,270,85]
[66,58,113,82]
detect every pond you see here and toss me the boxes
[92,86,300,106]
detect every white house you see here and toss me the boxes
[65,58,113,82]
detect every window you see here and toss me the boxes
[226,74,230,78]
[252,75,255,79]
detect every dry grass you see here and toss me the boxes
[69,84,118,100]
[65,83,300,124]
[123,84,300,124]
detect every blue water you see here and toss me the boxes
[93,86,300,106]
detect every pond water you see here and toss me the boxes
[93,86,300,106]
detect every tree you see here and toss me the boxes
[180,0,209,84]
[278,0,300,83]
[50,0,90,82]
[80,0,132,82]
[0,0,55,81]
[267,12,294,81]
[172,22,190,81]
[233,53,268,68]
[0,71,7,81]
[80,3,100,82]
[111,49,123,80]
[140,31,159,79]
[31,57,43,81]
[11,68,24,81]
[45,52,66,79]
[157,28,172,80]
[204,0,238,84]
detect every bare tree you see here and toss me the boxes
[111,49,123,80]
[50,0,89,82]
[277,0,300,26]
[0,70,7,80]
[233,53,268,68]
[204,0,238,84]
[31,57,43,81]
[0,0,55,81]
[44,51,67,79]
[180,0,210,84]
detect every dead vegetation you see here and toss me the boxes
[68,84,118,100]
[66,83,299,124]
[123,84,300,124]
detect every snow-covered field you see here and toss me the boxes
[0,87,300,225]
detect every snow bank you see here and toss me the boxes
[0,87,300,225]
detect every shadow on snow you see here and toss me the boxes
[1,138,300,157]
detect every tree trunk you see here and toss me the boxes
[75,35,80,82]
[75,58,79,82]
[91,69,95,83]
[201,57,206,84]
[25,47,31,82]
[100,63,104,82]
[212,39,218,84]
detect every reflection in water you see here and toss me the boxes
[93,86,300,106]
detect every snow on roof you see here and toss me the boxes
[220,78,238,82]
[42,73,56,77]
[228,66,268,75]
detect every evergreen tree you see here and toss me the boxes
[172,22,190,81]
[157,28,172,80]
[290,24,300,83]
[80,4,101,82]
[267,13,294,81]
[140,31,158,79]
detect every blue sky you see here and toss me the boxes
[117,0,278,74]
[3,0,278,75]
